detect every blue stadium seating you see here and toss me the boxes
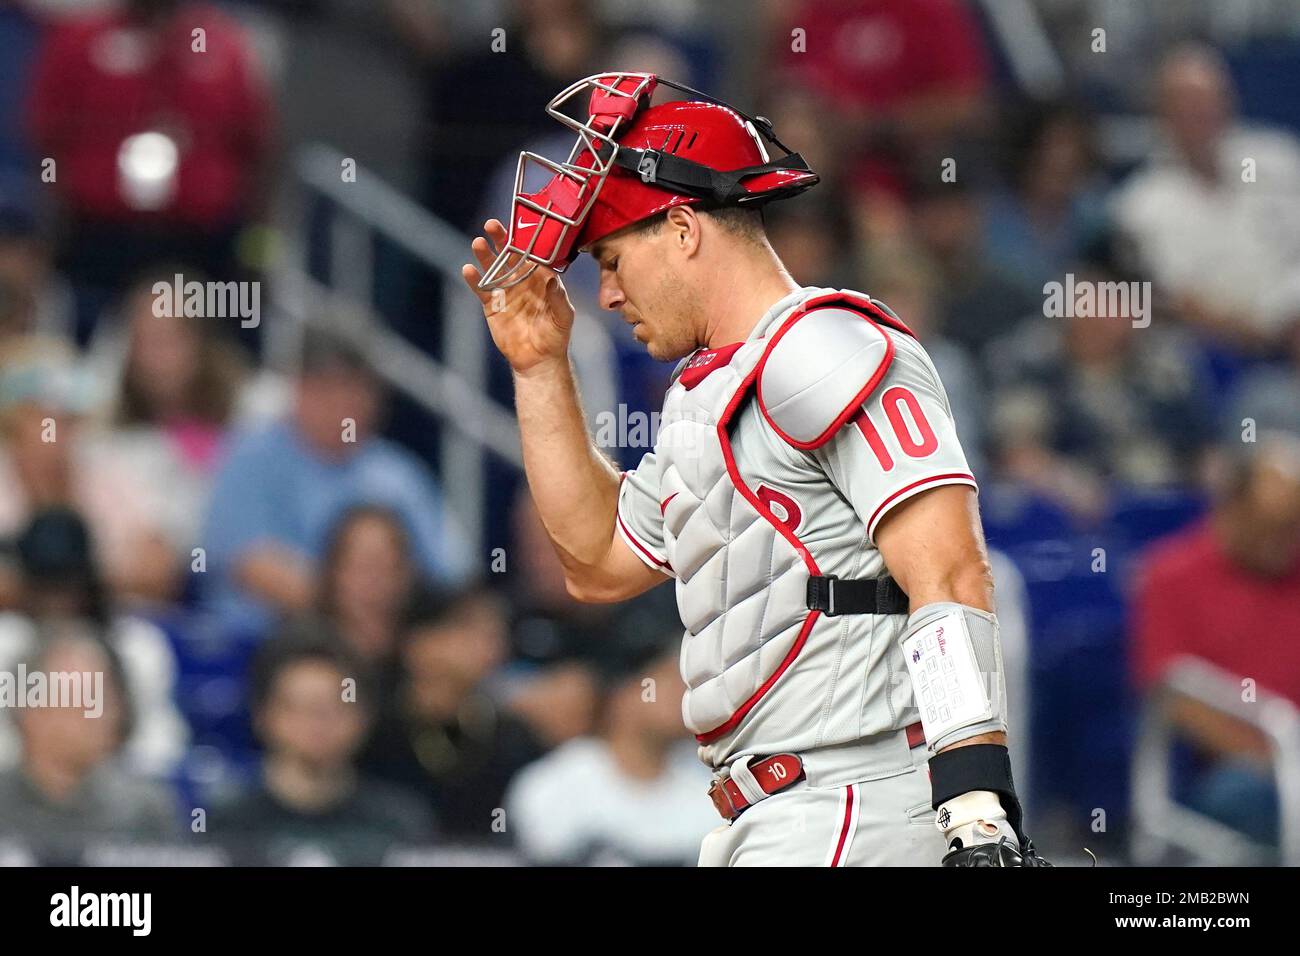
[995,485,1205,833]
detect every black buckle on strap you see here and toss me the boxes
[806,573,909,617]
[807,573,839,616]
[636,149,661,183]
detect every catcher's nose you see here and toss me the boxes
[597,267,626,313]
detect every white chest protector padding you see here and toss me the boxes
[757,306,895,450]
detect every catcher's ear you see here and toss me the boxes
[665,206,701,255]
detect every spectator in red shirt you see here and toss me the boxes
[1132,434,1300,848]
[770,0,991,197]
[1134,435,1300,704]
[26,0,273,346]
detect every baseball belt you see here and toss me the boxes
[708,721,926,821]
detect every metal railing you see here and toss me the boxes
[1130,655,1300,865]
[976,0,1066,98]
[267,261,523,467]
[280,143,528,555]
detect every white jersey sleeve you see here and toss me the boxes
[615,449,675,577]
[811,336,977,543]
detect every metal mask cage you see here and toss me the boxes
[478,72,657,291]
[477,151,600,290]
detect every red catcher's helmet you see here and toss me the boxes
[478,72,819,290]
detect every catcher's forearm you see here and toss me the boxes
[937,731,1006,753]
[512,357,622,572]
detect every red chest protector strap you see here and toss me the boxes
[809,290,917,338]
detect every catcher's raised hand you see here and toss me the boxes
[461,218,576,376]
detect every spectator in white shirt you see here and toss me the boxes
[505,642,716,866]
[1112,43,1300,353]
[0,509,188,777]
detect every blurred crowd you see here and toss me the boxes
[0,0,1299,865]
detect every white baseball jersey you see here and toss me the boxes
[616,286,976,778]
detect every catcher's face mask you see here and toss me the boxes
[477,71,818,291]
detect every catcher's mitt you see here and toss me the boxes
[942,836,1054,867]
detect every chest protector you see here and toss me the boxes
[653,289,915,759]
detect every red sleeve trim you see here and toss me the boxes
[616,509,671,572]
[866,472,977,541]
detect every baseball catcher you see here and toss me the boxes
[463,73,1049,867]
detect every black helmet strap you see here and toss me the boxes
[607,146,817,206]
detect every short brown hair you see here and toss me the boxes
[633,205,766,244]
